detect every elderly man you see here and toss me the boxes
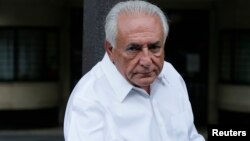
[64,1,205,141]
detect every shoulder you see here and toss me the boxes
[64,63,107,138]
[163,61,188,95]
[163,61,182,80]
[68,62,108,105]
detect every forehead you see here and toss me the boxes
[116,13,164,44]
[117,13,162,33]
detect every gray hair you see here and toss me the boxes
[105,0,169,48]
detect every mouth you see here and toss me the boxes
[137,71,154,77]
[141,72,151,75]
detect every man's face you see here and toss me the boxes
[106,14,165,91]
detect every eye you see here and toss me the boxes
[126,44,141,52]
[148,44,161,53]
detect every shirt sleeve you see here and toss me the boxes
[64,98,106,141]
[179,76,206,141]
[189,125,206,141]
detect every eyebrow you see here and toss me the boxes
[148,41,161,46]
[128,43,142,47]
[128,41,161,47]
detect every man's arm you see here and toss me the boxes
[64,98,105,141]
[179,76,206,141]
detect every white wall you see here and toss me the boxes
[0,82,59,109]
[219,85,250,112]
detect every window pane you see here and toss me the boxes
[17,30,44,80]
[220,34,231,81]
[0,30,14,80]
[220,31,250,84]
[45,32,59,80]
[234,33,250,83]
[0,28,59,81]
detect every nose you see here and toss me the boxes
[139,48,152,67]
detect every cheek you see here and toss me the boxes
[114,54,136,75]
[153,52,164,66]
[156,49,165,58]
[123,59,141,80]
[125,59,139,74]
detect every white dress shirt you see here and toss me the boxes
[64,53,205,141]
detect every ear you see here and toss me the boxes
[104,40,114,61]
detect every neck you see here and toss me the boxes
[142,86,150,95]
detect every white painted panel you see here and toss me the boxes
[0,82,59,110]
[218,85,250,112]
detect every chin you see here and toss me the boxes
[137,80,154,87]
[131,76,156,87]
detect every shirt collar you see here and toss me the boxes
[156,62,169,85]
[101,53,133,102]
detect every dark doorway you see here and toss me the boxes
[165,10,209,126]
[70,8,83,90]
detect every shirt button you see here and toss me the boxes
[151,99,156,105]
[159,123,164,128]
